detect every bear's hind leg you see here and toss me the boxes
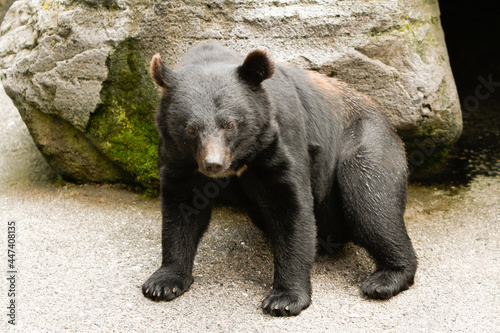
[337,143,417,299]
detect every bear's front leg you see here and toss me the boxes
[247,174,316,317]
[143,187,212,302]
[262,195,316,316]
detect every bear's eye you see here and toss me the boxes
[223,121,236,132]
[186,124,198,137]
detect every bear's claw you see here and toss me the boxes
[142,267,193,302]
[261,290,311,317]
[361,269,415,300]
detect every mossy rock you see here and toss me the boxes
[1,0,463,188]
[86,40,161,189]
[404,137,451,180]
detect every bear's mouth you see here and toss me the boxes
[198,164,248,178]
[198,167,234,178]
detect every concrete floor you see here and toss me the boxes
[1,83,499,332]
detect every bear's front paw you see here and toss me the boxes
[142,267,193,302]
[361,269,414,300]
[261,289,311,317]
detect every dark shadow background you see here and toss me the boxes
[435,1,500,184]
[440,1,500,98]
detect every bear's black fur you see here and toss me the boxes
[142,42,417,317]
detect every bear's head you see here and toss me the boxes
[150,49,276,178]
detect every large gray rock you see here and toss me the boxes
[0,0,16,23]
[0,0,462,186]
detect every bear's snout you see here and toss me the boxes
[203,154,223,174]
[198,135,232,178]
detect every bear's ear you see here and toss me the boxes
[237,50,275,87]
[150,53,175,91]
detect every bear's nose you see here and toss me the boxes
[204,160,223,174]
[201,135,226,176]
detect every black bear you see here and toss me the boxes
[142,42,417,316]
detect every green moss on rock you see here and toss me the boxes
[402,128,452,181]
[86,39,160,188]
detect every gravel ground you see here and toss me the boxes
[1,82,499,332]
